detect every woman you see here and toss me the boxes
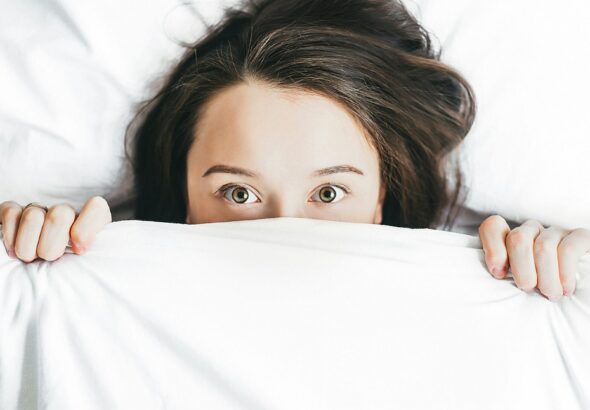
[1,0,588,301]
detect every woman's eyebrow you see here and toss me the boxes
[202,165,257,178]
[202,164,365,178]
[312,165,365,177]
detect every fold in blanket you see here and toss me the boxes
[1,218,589,410]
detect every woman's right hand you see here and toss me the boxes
[0,196,112,263]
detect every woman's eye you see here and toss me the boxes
[218,184,349,205]
[310,184,349,204]
[220,185,259,205]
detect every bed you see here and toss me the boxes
[1,0,590,409]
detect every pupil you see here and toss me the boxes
[320,187,335,202]
[233,188,248,203]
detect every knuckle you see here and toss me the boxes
[506,230,529,249]
[89,196,112,221]
[523,219,544,229]
[557,239,577,256]
[533,240,554,258]
[1,206,21,221]
[88,196,108,209]
[46,206,75,226]
[0,201,19,210]
[21,208,45,225]
[479,215,505,231]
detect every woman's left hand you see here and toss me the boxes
[478,215,590,301]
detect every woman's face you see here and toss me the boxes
[185,79,386,224]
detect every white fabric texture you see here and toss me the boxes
[1,217,590,410]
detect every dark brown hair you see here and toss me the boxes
[126,0,475,228]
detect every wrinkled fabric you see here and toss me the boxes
[1,217,589,410]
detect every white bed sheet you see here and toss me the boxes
[1,217,589,409]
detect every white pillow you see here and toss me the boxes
[0,0,232,215]
[411,0,590,231]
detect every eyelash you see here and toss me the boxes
[215,183,351,205]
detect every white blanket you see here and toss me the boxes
[1,217,589,410]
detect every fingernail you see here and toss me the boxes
[548,295,561,302]
[491,266,505,278]
[8,249,16,258]
[73,243,86,254]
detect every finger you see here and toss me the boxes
[69,196,112,254]
[533,226,570,301]
[558,228,590,296]
[14,206,47,263]
[0,201,23,257]
[479,215,511,278]
[37,204,77,261]
[506,219,544,291]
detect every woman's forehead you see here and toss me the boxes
[191,80,379,172]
